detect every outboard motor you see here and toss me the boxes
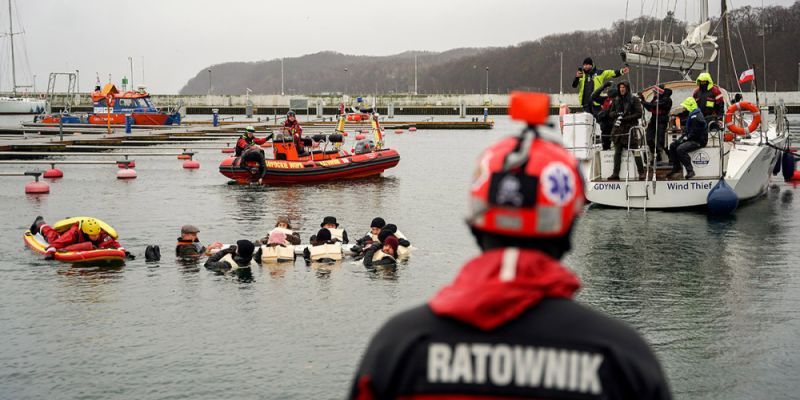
[354,139,375,154]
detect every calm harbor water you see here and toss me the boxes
[1,115,799,399]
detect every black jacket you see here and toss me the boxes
[176,238,205,258]
[641,89,673,121]
[362,243,397,268]
[204,248,252,272]
[683,108,708,147]
[350,300,671,399]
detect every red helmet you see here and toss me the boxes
[467,92,585,238]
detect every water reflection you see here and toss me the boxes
[260,262,293,279]
[55,265,124,304]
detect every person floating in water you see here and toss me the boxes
[260,216,301,246]
[356,217,386,246]
[362,235,398,268]
[204,239,257,281]
[316,216,349,244]
[303,228,343,264]
[30,216,131,260]
[176,224,222,258]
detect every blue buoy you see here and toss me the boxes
[782,151,795,182]
[707,178,738,215]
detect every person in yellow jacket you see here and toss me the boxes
[691,72,725,130]
[571,57,630,114]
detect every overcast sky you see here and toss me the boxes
[0,0,792,94]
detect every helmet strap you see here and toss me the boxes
[503,126,539,171]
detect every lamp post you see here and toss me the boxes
[32,74,36,94]
[485,67,489,95]
[414,55,418,95]
[207,69,212,95]
[559,52,563,95]
[128,56,134,90]
[344,67,349,95]
[75,70,79,94]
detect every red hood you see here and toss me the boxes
[429,248,580,330]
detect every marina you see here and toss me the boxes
[1,0,800,399]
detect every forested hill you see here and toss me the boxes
[179,2,800,95]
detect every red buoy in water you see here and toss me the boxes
[394,129,404,134]
[408,127,417,132]
[117,161,136,168]
[355,134,366,140]
[183,160,200,169]
[222,148,234,154]
[25,181,50,194]
[43,168,63,179]
[117,169,137,179]
[177,154,191,160]
[342,132,349,137]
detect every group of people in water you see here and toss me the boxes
[30,213,412,281]
[175,215,411,275]
[574,57,725,180]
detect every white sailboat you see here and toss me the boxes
[0,0,46,114]
[563,0,789,212]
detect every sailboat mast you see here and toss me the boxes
[701,1,709,72]
[720,0,736,90]
[8,0,17,96]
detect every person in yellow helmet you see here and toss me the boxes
[668,97,708,179]
[692,72,725,129]
[571,57,630,114]
[29,216,127,259]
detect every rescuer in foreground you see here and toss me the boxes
[349,92,672,400]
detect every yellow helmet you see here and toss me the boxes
[80,218,102,235]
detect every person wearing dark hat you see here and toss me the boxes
[379,224,412,258]
[572,57,629,114]
[608,81,645,181]
[362,235,398,268]
[639,84,673,163]
[318,216,349,244]
[349,92,670,400]
[590,81,619,150]
[176,224,221,258]
[260,216,301,246]
[303,228,343,263]
[356,217,386,246]
[204,239,257,281]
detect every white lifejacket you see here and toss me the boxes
[219,253,258,271]
[260,244,295,262]
[327,228,345,242]
[368,232,379,242]
[393,230,411,258]
[372,249,396,263]
[309,242,343,261]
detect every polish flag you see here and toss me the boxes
[738,69,755,84]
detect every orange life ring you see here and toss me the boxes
[725,101,761,135]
